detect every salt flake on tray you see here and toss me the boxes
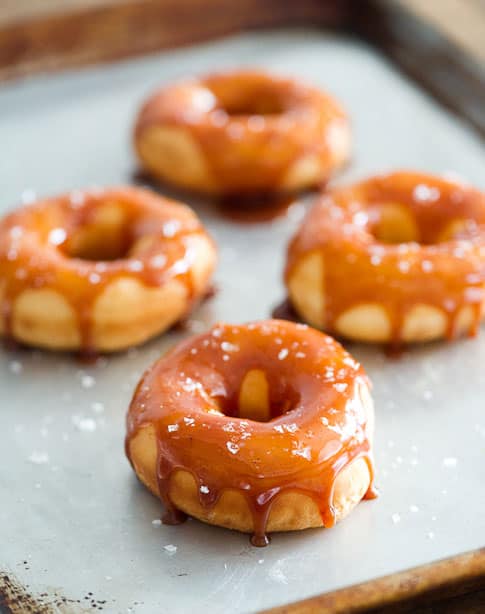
[442,457,458,468]
[9,360,23,374]
[28,451,49,464]
[163,544,177,555]
[72,416,97,432]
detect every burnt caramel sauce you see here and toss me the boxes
[286,173,485,349]
[0,188,210,354]
[134,70,347,197]
[125,321,376,546]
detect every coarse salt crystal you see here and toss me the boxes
[9,360,23,374]
[391,513,401,524]
[29,451,49,464]
[167,424,179,433]
[226,442,239,454]
[278,348,289,360]
[163,544,177,555]
[442,457,457,468]
[152,519,162,526]
[200,485,210,494]
[81,374,95,388]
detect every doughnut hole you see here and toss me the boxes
[371,202,419,244]
[207,82,285,117]
[335,304,391,342]
[287,250,325,329]
[64,201,130,261]
[238,369,270,422]
[137,126,217,193]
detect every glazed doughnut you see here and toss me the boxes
[285,171,485,344]
[125,320,376,546]
[0,187,216,353]
[134,70,350,195]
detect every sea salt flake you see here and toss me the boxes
[278,349,289,360]
[73,416,97,432]
[9,360,23,374]
[163,544,177,555]
[391,513,401,524]
[162,220,181,237]
[226,442,239,454]
[292,447,311,460]
[295,352,306,358]
[167,424,179,433]
[48,227,67,246]
[427,531,435,540]
[200,485,210,494]
[152,519,162,526]
[409,504,419,513]
[414,184,440,202]
[150,254,167,269]
[128,259,144,272]
[421,260,434,273]
[442,457,457,468]
[334,383,347,393]
[81,374,95,388]
[221,341,238,353]
[464,287,484,302]
[21,189,36,204]
[28,451,49,464]
[91,402,104,413]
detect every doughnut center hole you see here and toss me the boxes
[62,202,134,261]
[209,85,285,117]
[368,202,421,244]
[218,368,298,423]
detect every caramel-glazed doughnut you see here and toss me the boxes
[126,320,376,546]
[0,187,216,353]
[134,70,350,195]
[286,171,485,345]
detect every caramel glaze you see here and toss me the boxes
[134,70,348,194]
[0,187,212,354]
[125,320,376,546]
[286,172,485,345]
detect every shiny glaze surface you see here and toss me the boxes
[126,320,376,546]
[135,70,348,193]
[0,187,210,353]
[286,172,485,343]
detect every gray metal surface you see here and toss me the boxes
[1,29,485,614]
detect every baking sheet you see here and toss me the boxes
[1,28,485,614]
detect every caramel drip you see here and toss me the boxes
[286,172,485,347]
[125,320,376,546]
[135,70,347,193]
[0,187,209,353]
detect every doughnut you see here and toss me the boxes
[125,320,376,546]
[285,171,485,345]
[0,187,216,353]
[134,70,350,195]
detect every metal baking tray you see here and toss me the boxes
[1,28,485,613]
